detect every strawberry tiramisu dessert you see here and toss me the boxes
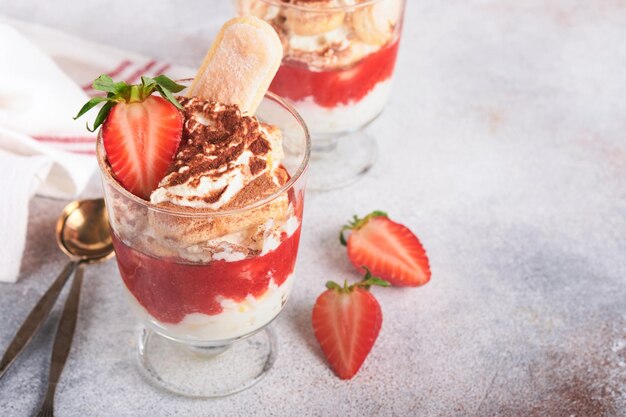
[237,0,405,135]
[110,95,302,342]
[79,16,309,360]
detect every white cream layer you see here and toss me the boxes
[295,79,392,135]
[126,273,295,342]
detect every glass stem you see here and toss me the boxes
[186,344,232,358]
[311,135,340,154]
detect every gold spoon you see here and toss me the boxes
[0,198,114,380]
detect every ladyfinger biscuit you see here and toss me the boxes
[187,17,283,115]
[148,192,290,246]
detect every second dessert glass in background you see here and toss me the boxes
[237,0,406,190]
[98,92,310,398]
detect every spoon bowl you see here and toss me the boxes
[56,199,114,263]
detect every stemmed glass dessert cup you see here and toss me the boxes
[97,92,310,398]
[237,0,406,190]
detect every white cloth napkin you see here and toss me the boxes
[0,25,95,283]
[0,17,194,283]
[0,150,52,281]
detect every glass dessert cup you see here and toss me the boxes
[97,92,310,398]
[237,0,406,190]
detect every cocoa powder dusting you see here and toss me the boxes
[162,96,272,188]
[249,157,267,175]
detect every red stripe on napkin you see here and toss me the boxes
[32,136,95,144]
[32,136,96,156]
[68,149,97,155]
[124,60,157,84]
[151,63,171,77]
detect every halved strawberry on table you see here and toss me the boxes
[74,74,185,199]
[312,269,389,380]
[340,211,432,287]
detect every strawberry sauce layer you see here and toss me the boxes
[112,227,302,324]
[269,39,400,108]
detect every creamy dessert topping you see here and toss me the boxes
[150,96,286,209]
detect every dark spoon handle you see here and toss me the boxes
[0,261,78,379]
[35,263,84,417]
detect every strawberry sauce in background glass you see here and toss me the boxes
[97,92,310,398]
[237,0,406,190]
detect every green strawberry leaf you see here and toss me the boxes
[339,229,348,246]
[93,74,127,94]
[361,276,390,288]
[87,101,114,132]
[369,210,388,219]
[73,97,108,120]
[156,85,184,110]
[141,76,156,87]
[154,75,186,93]
[359,267,390,289]
[325,281,343,291]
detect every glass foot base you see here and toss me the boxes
[136,326,277,398]
[308,131,377,191]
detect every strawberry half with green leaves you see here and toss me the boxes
[340,211,431,287]
[312,269,389,380]
[74,74,185,199]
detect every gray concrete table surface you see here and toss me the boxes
[1,1,625,416]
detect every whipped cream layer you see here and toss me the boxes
[150,96,285,210]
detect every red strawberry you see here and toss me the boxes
[311,270,388,380]
[340,211,431,287]
[74,74,186,199]
[102,96,182,199]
